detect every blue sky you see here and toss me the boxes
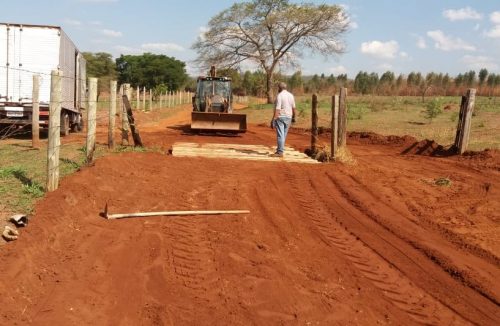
[2,0,500,77]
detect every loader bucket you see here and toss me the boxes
[191,112,247,133]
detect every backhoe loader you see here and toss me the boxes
[191,66,247,132]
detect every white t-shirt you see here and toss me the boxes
[275,90,295,118]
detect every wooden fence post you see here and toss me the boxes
[46,70,62,191]
[142,86,146,111]
[121,83,130,145]
[126,83,132,102]
[311,94,318,153]
[32,74,40,148]
[122,95,143,147]
[108,80,117,149]
[149,89,153,111]
[454,88,476,154]
[331,94,339,159]
[338,87,347,147]
[136,86,140,110]
[86,77,98,163]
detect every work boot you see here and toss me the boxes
[269,152,283,158]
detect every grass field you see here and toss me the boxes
[243,95,500,151]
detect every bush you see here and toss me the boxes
[423,99,443,123]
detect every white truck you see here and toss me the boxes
[0,23,86,135]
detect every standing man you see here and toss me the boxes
[270,82,296,157]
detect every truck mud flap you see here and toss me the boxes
[191,112,247,133]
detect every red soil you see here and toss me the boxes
[1,106,499,325]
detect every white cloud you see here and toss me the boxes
[426,30,475,51]
[141,43,184,52]
[350,21,359,29]
[89,21,102,26]
[484,25,500,38]
[63,18,81,26]
[416,36,427,49]
[329,65,348,75]
[101,29,122,37]
[473,23,480,31]
[399,51,408,58]
[461,55,499,71]
[490,11,500,24]
[112,42,185,56]
[360,40,399,59]
[443,7,482,21]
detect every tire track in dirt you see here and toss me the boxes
[346,172,500,267]
[160,182,225,324]
[351,149,500,259]
[308,168,499,325]
[283,165,467,325]
[326,171,500,305]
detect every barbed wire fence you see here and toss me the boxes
[298,89,348,162]
[1,65,194,192]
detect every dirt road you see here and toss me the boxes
[1,106,499,325]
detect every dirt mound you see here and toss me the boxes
[401,139,455,156]
[402,140,500,161]
[348,131,417,146]
[463,148,499,160]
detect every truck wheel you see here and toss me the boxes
[76,118,84,132]
[60,113,70,136]
[71,114,81,132]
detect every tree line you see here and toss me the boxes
[82,52,500,99]
[352,69,500,98]
[82,52,188,98]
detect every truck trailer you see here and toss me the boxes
[0,23,86,135]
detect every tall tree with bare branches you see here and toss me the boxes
[193,0,349,103]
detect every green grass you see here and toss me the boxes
[0,103,182,215]
[0,142,89,213]
[243,95,500,151]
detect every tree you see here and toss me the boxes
[353,71,369,94]
[478,68,488,95]
[193,0,349,103]
[421,72,436,102]
[478,68,488,86]
[336,74,348,87]
[354,71,378,95]
[379,71,395,95]
[396,74,404,94]
[83,52,117,96]
[487,73,496,96]
[464,70,476,87]
[288,70,303,93]
[442,74,450,95]
[115,53,188,91]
